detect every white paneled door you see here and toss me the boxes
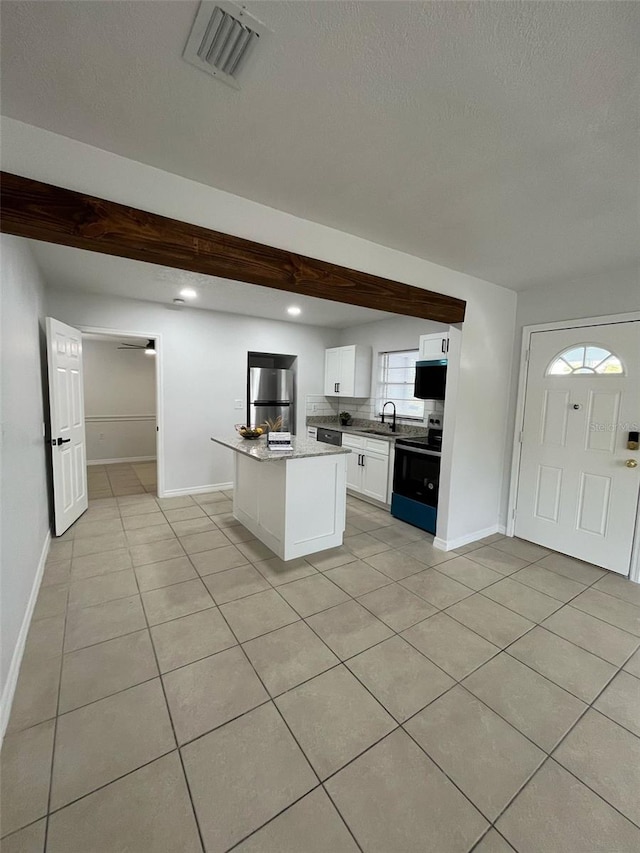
[515,321,640,574]
[46,318,88,535]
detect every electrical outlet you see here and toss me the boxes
[99,432,105,440]
[234,400,243,410]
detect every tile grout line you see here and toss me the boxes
[41,579,70,852]
[127,541,208,853]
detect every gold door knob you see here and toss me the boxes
[626,459,638,468]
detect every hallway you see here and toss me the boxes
[87,461,157,499]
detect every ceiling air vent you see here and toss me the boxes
[183,0,269,90]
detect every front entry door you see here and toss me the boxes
[46,317,88,535]
[515,321,640,574]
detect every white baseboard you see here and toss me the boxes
[434,523,507,552]
[0,531,51,743]
[159,482,233,498]
[88,456,157,465]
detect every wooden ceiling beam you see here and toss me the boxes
[0,172,466,324]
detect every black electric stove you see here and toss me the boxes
[392,420,442,533]
[395,435,441,454]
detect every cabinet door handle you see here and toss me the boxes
[446,338,450,353]
[441,338,446,353]
[336,382,340,393]
[334,382,338,393]
[361,454,365,467]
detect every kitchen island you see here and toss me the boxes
[211,435,350,561]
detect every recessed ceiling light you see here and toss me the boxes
[180,287,197,300]
[287,306,301,316]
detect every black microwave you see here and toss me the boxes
[414,359,447,400]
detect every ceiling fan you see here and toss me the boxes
[117,339,156,355]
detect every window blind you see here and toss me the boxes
[377,349,424,419]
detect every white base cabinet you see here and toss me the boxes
[324,345,372,397]
[233,452,347,560]
[342,434,391,504]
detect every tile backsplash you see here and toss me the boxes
[304,395,338,417]
[305,394,443,425]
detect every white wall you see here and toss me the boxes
[83,338,156,462]
[335,315,447,424]
[46,287,339,494]
[2,118,518,545]
[515,265,640,330]
[0,235,50,735]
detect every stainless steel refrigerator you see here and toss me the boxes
[248,367,295,433]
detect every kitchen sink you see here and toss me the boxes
[357,429,394,436]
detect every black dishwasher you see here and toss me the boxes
[316,428,343,447]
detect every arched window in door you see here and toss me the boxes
[546,344,624,376]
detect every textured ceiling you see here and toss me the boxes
[28,240,393,329]
[2,1,639,291]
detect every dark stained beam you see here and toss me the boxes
[0,172,465,323]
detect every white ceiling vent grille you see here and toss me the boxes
[183,1,269,90]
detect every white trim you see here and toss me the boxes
[79,326,165,496]
[0,532,51,743]
[516,312,640,335]
[434,523,506,552]
[87,456,157,465]
[508,311,640,582]
[85,414,155,423]
[630,511,640,585]
[161,482,233,498]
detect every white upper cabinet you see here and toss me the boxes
[324,345,372,397]
[419,333,449,361]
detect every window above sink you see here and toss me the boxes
[377,350,425,420]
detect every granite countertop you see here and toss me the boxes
[307,419,429,443]
[211,434,352,461]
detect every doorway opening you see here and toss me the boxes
[82,331,159,498]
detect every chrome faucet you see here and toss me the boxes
[381,401,397,432]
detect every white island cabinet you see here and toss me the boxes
[211,435,350,561]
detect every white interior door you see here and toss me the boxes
[46,317,88,535]
[515,321,640,574]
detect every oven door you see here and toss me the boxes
[393,446,440,507]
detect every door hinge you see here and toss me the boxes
[512,507,517,520]
[519,430,524,444]
[524,349,530,364]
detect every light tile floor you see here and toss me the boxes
[2,491,640,852]
[87,460,157,499]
